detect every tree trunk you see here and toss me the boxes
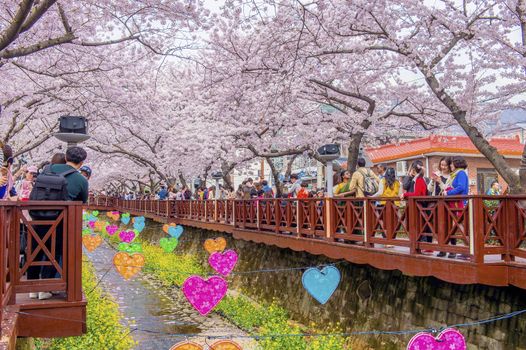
[220,162,235,191]
[178,173,188,188]
[416,63,522,193]
[347,132,364,172]
[266,157,283,197]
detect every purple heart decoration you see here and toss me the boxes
[88,221,96,229]
[119,230,136,243]
[407,328,466,350]
[208,249,238,276]
[182,275,228,315]
[106,225,118,236]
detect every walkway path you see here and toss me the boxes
[86,242,255,349]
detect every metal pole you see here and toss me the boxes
[215,179,220,200]
[327,162,334,198]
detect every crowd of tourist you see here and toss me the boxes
[1,140,506,291]
[1,143,90,300]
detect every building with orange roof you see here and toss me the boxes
[365,135,524,194]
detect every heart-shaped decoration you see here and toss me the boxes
[88,221,96,229]
[133,221,145,233]
[133,216,145,224]
[92,210,99,217]
[182,275,228,315]
[407,328,466,350]
[108,211,120,221]
[113,252,145,280]
[119,230,135,243]
[118,242,143,253]
[162,223,176,234]
[160,237,178,253]
[169,340,243,350]
[302,266,341,304]
[208,250,238,276]
[82,212,88,221]
[209,340,243,350]
[94,221,106,232]
[204,237,227,254]
[169,341,202,350]
[168,225,184,238]
[106,225,118,236]
[121,215,130,225]
[82,228,92,236]
[82,235,102,252]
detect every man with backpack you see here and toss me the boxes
[27,146,89,300]
[348,158,379,198]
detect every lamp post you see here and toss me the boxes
[211,171,223,199]
[53,116,90,149]
[316,144,341,198]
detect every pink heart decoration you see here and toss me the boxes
[119,230,135,243]
[106,225,118,236]
[208,250,238,276]
[407,328,466,350]
[182,276,228,315]
[88,221,96,229]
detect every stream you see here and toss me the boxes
[85,241,255,349]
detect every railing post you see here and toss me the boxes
[296,200,302,236]
[470,197,484,264]
[232,200,236,227]
[364,200,373,248]
[408,198,418,255]
[214,200,218,222]
[257,201,261,230]
[325,198,333,240]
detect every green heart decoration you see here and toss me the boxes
[117,242,143,253]
[92,210,99,217]
[159,237,178,253]
[82,228,92,236]
[122,213,130,218]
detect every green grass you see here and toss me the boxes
[141,241,348,350]
[37,259,136,350]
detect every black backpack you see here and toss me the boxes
[29,166,77,219]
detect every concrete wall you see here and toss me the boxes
[145,225,526,350]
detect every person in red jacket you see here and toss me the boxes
[400,160,433,254]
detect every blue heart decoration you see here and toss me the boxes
[168,225,184,239]
[121,216,130,225]
[88,215,97,222]
[134,216,145,224]
[302,266,341,305]
[133,221,145,233]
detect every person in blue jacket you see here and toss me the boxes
[443,156,469,260]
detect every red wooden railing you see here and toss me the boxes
[0,201,83,331]
[89,195,526,264]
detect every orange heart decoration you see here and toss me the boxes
[169,341,202,350]
[163,223,176,234]
[210,340,243,350]
[204,237,227,254]
[113,252,145,280]
[82,235,102,252]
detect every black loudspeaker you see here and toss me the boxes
[317,144,340,156]
[59,116,88,134]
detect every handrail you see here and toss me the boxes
[88,195,526,263]
[0,200,84,331]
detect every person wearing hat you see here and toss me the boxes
[79,165,92,180]
[17,165,38,201]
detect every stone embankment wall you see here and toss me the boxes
[142,222,526,349]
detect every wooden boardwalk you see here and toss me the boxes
[89,196,526,290]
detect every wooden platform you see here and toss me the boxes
[0,202,86,348]
[89,196,526,289]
